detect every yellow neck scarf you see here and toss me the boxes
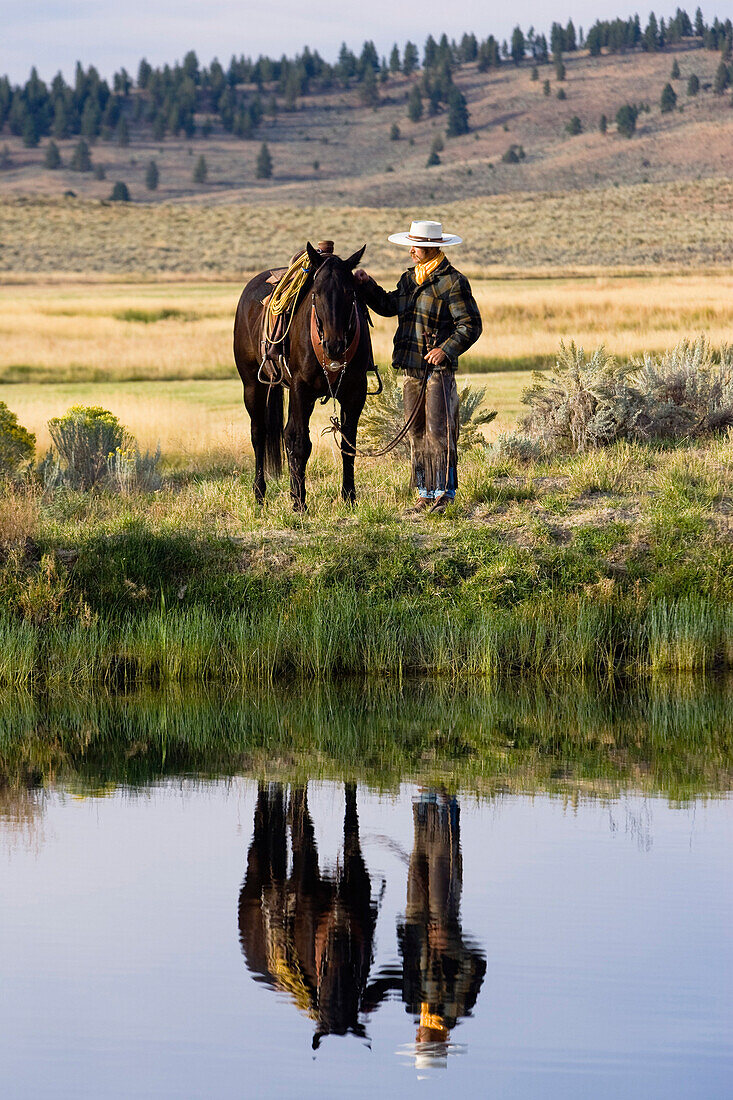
[414,250,445,285]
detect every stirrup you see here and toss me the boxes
[258,358,283,386]
[367,366,383,396]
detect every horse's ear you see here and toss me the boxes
[344,245,366,270]
[306,242,326,268]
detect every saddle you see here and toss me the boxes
[258,241,334,383]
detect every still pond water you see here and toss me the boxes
[1,685,732,1098]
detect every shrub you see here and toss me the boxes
[110,181,130,201]
[0,403,36,474]
[47,406,128,489]
[145,160,159,190]
[631,337,733,440]
[502,144,525,163]
[495,431,546,463]
[255,143,272,179]
[357,365,496,456]
[520,343,635,453]
[44,406,161,492]
[518,337,733,454]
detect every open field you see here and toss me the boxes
[3,177,733,274]
[0,373,526,458]
[2,46,733,207]
[2,272,732,397]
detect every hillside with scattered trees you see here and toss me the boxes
[1,8,733,206]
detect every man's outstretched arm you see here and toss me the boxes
[354,269,401,317]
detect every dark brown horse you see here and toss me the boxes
[234,243,370,511]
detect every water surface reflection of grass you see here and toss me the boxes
[1,678,731,813]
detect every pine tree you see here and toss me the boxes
[117,116,129,147]
[565,115,582,135]
[555,57,566,81]
[22,114,40,148]
[44,140,62,169]
[389,45,401,74]
[360,67,379,107]
[389,122,400,141]
[0,144,11,169]
[446,86,469,135]
[616,104,638,137]
[543,79,551,97]
[110,180,130,201]
[531,66,539,82]
[402,42,418,77]
[70,139,92,171]
[256,142,272,179]
[93,164,106,180]
[713,61,730,95]
[599,114,608,133]
[661,83,677,112]
[145,159,159,190]
[407,84,423,122]
[193,154,208,183]
[687,73,700,96]
[557,87,567,100]
[511,27,525,65]
[671,59,681,79]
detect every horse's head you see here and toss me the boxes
[307,241,366,363]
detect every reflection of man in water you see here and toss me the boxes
[238,782,379,1049]
[398,789,486,1065]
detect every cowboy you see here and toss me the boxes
[354,220,482,513]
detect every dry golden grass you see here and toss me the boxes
[2,272,733,386]
[1,371,526,462]
[3,176,733,276]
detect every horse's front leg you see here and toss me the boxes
[338,374,367,505]
[284,382,316,511]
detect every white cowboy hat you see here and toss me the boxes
[387,220,462,247]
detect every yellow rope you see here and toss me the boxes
[263,251,312,349]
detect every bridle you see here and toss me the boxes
[311,289,359,369]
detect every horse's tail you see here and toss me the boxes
[264,387,284,477]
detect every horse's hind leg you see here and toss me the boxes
[283,383,316,512]
[243,377,267,504]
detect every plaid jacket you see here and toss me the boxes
[360,258,482,377]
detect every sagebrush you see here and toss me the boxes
[513,336,733,456]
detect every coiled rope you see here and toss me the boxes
[263,253,312,347]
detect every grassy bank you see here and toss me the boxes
[1,439,732,686]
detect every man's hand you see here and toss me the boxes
[424,347,449,366]
[353,268,371,285]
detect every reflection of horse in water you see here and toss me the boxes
[238,782,379,1048]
